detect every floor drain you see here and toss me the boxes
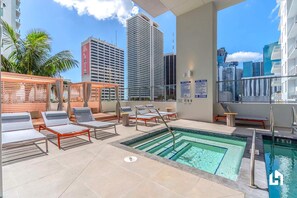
[124,156,137,163]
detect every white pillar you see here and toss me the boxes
[176,2,217,122]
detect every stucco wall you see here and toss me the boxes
[176,2,217,122]
[215,103,296,128]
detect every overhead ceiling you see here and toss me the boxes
[132,0,245,17]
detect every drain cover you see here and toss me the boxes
[124,156,137,163]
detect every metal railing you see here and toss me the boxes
[291,106,297,134]
[250,129,257,188]
[217,75,297,104]
[135,106,176,149]
[270,107,275,142]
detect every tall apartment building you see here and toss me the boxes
[218,61,242,102]
[164,53,176,100]
[127,14,164,100]
[1,0,21,57]
[81,37,124,100]
[276,0,297,101]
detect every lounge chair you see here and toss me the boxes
[41,111,91,149]
[145,104,178,119]
[120,106,157,126]
[135,105,169,119]
[215,103,268,129]
[73,107,117,139]
[2,112,48,153]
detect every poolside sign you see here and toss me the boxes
[269,170,283,186]
[180,81,191,98]
[195,80,207,98]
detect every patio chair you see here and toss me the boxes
[145,104,178,119]
[135,105,169,119]
[215,103,268,129]
[120,106,157,126]
[2,112,48,153]
[73,107,117,139]
[41,111,91,149]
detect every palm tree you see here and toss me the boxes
[1,20,78,77]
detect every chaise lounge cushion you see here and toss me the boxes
[42,111,70,127]
[47,124,89,135]
[78,121,115,128]
[2,113,33,132]
[2,129,46,145]
[73,107,94,123]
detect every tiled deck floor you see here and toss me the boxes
[3,120,249,198]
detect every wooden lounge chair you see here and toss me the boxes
[40,111,91,149]
[120,106,157,126]
[145,104,178,119]
[73,107,117,139]
[2,112,48,153]
[215,103,268,129]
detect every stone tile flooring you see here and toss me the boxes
[3,119,264,198]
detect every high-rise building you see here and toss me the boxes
[263,42,281,76]
[164,53,176,100]
[243,62,253,77]
[81,37,124,100]
[276,0,297,101]
[1,0,21,58]
[127,14,164,100]
[217,47,228,67]
[243,61,264,77]
[218,61,242,102]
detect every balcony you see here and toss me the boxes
[271,45,281,60]
[16,0,20,6]
[16,8,20,17]
[271,61,281,74]
[288,38,297,59]
[288,15,297,39]
[15,18,20,28]
[288,0,297,18]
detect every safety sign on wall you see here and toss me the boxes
[195,80,207,98]
[180,81,191,98]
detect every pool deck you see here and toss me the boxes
[4,119,293,198]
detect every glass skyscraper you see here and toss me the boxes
[243,61,264,77]
[263,42,281,76]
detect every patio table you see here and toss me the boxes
[224,113,237,127]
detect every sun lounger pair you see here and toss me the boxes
[120,106,157,126]
[40,108,117,149]
[145,104,178,119]
[215,103,268,128]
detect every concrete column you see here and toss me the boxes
[176,2,217,122]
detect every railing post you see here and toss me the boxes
[269,78,272,104]
[250,129,257,189]
[135,107,138,131]
[217,81,220,103]
[241,79,244,103]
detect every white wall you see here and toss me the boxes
[176,2,217,122]
[215,103,297,128]
[121,101,177,112]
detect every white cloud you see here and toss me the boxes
[226,51,263,63]
[269,3,280,18]
[53,0,139,26]
[269,2,280,22]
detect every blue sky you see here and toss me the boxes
[20,0,279,83]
